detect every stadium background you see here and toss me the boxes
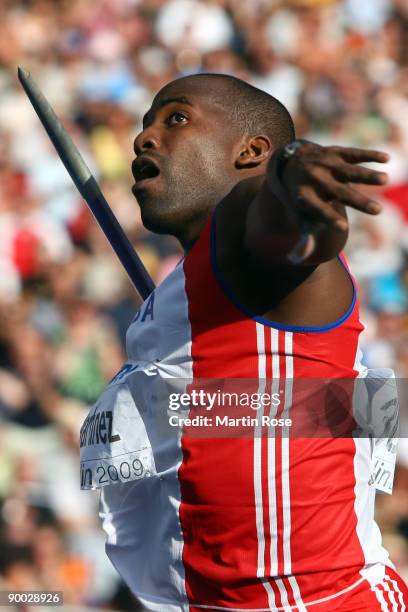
[0,0,407,610]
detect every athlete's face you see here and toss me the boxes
[132,80,240,246]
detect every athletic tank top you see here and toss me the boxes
[80,213,394,611]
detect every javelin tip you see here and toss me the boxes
[17,66,30,81]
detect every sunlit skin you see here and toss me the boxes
[132,78,265,249]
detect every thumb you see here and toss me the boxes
[287,221,321,264]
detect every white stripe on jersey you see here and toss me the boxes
[282,333,306,611]
[282,333,293,575]
[254,323,277,610]
[268,328,280,576]
[255,322,267,579]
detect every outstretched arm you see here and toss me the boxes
[244,141,389,267]
[215,141,390,326]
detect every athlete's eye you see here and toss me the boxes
[166,112,188,126]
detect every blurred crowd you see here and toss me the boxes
[0,0,407,609]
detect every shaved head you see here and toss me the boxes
[157,73,295,149]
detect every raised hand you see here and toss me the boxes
[271,142,390,262]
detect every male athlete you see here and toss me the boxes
[80,74,408,610]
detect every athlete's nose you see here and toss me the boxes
[133,128,159,155]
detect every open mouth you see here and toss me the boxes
[132,157,160,184]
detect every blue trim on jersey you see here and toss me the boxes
[210,209,357,334]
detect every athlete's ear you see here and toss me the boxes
[235,135,272,169]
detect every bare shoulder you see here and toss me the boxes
[214,184,354,327]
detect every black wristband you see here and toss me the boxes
[275,139,311,182]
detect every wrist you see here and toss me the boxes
[275,138,311,182]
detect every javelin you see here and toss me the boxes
[17,66,155,301]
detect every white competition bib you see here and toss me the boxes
[80,361,159,490]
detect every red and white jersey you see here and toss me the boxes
[83,213,394,611]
